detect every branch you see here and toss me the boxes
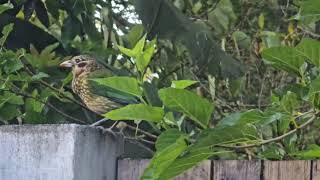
[125,123,158,139]
[3,86,87,124]
[219,114,316,149]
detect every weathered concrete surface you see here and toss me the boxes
[0,124,124,180]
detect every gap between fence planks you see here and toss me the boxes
[117,159,320,180]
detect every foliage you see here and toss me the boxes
[1,0,320,179]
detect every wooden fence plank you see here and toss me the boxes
[117,159,149,180]
[263,161,311,180]
[175,161,211,180]
[313,160,320,180]
[212,160,261,180]
[117,159,211,180]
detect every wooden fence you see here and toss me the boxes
[117,159,320,180]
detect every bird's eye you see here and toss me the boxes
[75,58,81,63]
[77,62,87,68]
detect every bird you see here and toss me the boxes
[59,55,136,116]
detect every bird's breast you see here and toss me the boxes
[72,76,121,115]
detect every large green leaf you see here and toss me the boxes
[290,145,320,159]
[92,76,142,97]
[298,0,320,25]
[0,104,21,122]
[191,125,259,151]
[155,129,186,151]
[141,131,187,180]
[296,38,320,67]
[216,110,263,127]
[308,77,320,108]
[262,46,305,76]
[158,148,214,180]
[159,88,214,128]
[0,23,14,47]
[157,125,259,179]
[125,24,145,48]
[280,91,299,113]
[0,2,13,14]
[104,104,164,122]
[0,92,24,108]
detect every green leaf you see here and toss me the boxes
[262,46,305,76]
[104,104,164,122]
[258,13,265,30]
[141,132,187,180]
[92,76,142,97]
[308,77,320,109]
[217,110,263,127]
[137,38,156,72]
[192,1,202,13]
[259,144,285,160]
[126,24,144,48]
[232,31,251,49]
[207,0,237,35]
[280,91,299,113]
[0,92,24,108]
[290,145,320,159]
[133,34,147,56]
[159,88,214,128]
[260,31,282,48]
[191,125,259,151]
[25,91,44,113]
[156,129,186,151]
[0,104,21,121]
[298,0,320,25]
[158,125,259,179]
[0,2,13,14]
[296,38,320,67]
[0,23,14,46]
[118,34,147,58]
[171,80,198,89]
[61,16,82,43]
[118,45,136,57]
[0,50,24,74]
[32,72,50,80]
[157,148,215,180]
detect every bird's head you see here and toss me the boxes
[60,55,99,77]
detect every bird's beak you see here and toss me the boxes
[59,60,73,68]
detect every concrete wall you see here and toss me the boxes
[0,124,124,180]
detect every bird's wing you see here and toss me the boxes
[87,69,138,104]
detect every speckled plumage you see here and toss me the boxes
[60,55,122,115]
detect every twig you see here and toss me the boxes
[219,114,316,149]
[298,27,320,38]
[2,86,87,124]
[45,102,87,124]
[23,65,93,113]
[126,124,158,139]
[90,118,110,127]
[125,136,155,145]
[124,137,155,155]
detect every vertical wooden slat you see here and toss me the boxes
[117,159,211,180]
[263,161,311,180]
[212,160,261,180]
[175,161,211,180]
[117,159,149,180]
[313,160,320,180]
